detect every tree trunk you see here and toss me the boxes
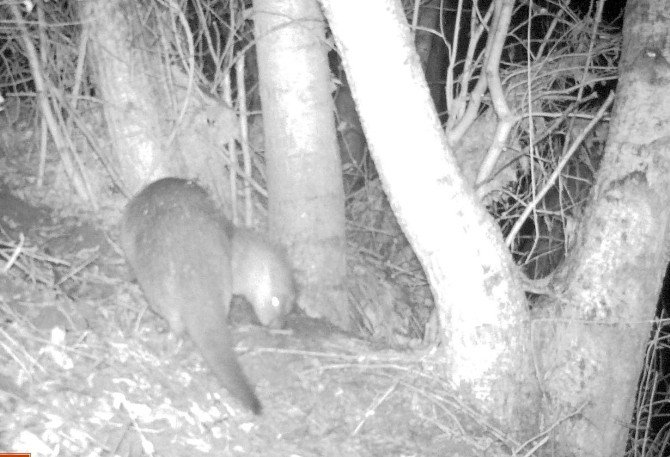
[253,0,349,329]
[83,0,240,200]
[538,0,670,454]
[320,0,539,436]
[414,0,447,115]
[82,0,169,194]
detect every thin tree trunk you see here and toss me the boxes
[253,0,349,329]
[539,0,670,454]
[414,0,446,114]
[320,0,538,435]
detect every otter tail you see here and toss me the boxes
[183,305,262,415]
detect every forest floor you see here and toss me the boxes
[0,114,502,457]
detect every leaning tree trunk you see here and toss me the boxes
[253,0,349,329]
[538,0,670,454]
[320,0,539,437]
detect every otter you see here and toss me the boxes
[120,178,261,413]
[228,223,295,329]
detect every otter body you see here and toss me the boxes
[120,178,261,413]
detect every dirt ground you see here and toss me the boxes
[0,214,480,456]
[0,126,502,456]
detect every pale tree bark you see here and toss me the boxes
[82,0,168,194]
[253,0,349,329]
[320,0,538,436]
[538,0,670,454]
[83,0,240,199]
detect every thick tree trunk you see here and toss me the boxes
[83,0,240,200]
[253,0,349,329]
[82,0,169,194]
[320,0,538,436]
[539,0,670,454]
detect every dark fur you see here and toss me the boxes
[120,178,261,414]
